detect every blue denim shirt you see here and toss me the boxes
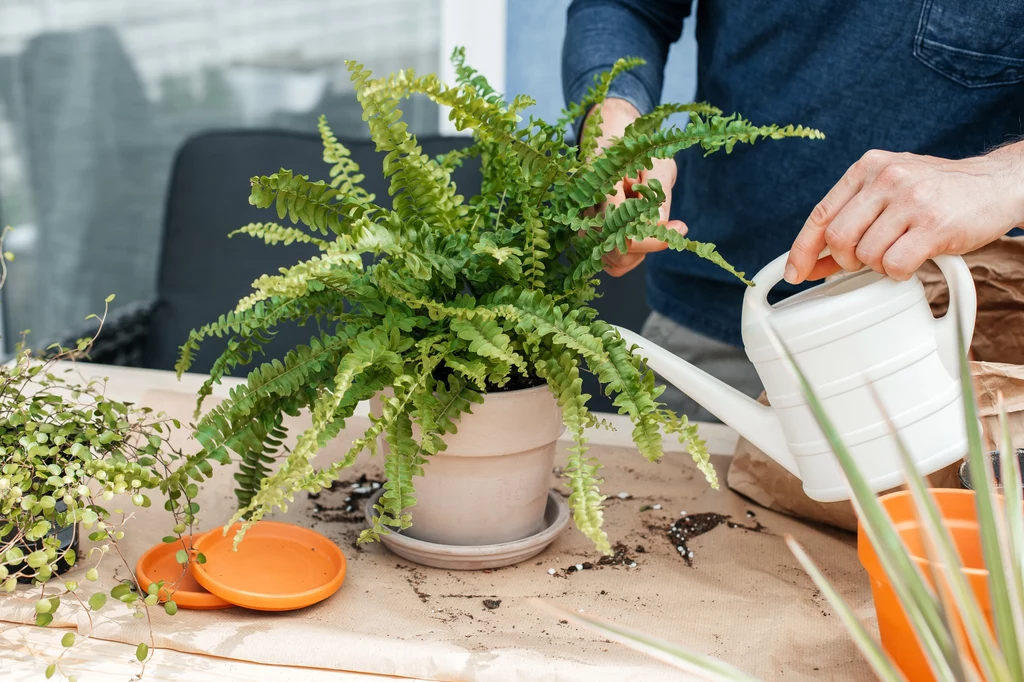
[563,0,1024,347]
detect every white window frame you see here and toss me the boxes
[438,0,507,136]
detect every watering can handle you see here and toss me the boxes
[931,254,977,375]
[749,248,976,341]
[747,247,833,315]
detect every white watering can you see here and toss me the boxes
[616,250,977,502]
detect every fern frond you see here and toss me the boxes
[234,412,286,510]
[520,204,549,289]
[317,114,375,201]
[657,409,717,488]
[229,222,330,250]
[533,343,610,554]
[560,114,824,212]
[575,57,646,160]
[585,321,664,463]
[228,328,406,545]
[450,317,527,371]
[450,46,502,104]
[362,409,420,540]
[346,62,465,231]
[250,169,381,237]
[621,102,723,138]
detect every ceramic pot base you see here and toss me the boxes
[365,489,569,570]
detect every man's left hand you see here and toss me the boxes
[786,143,1024,284]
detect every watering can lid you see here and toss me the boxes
[742,267,926,355]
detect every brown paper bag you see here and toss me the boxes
[726,237,1024,532]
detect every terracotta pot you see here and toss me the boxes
[369,384,564,546]
[858,489,990,682]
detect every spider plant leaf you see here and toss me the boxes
[785,535,906,682]
[997,393,1024,662]
[955,305,1024,681]
[866,380,1007,681]
[530,599,761,682]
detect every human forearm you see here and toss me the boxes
[561,0,692,119]
[991,139,1024,229]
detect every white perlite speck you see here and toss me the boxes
[652,504,662,510]
[575,564,583,571]
[616,492,630,499]
[547,568,556,575]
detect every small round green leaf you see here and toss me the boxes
[35,613,53,627]
[164,601,178,616]
[175,549,188,564]
[61,632,75,647]
[136,642,149,661]
[88,592,106,611]
[45,663,56,679]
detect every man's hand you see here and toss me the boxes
[786,144,1024,284]
[585,97,688,277]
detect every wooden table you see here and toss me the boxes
[1,363,739,682]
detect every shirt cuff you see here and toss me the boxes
[568,68,656,143]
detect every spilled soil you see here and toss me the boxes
[665,510,769,567]
[552,541,641,577]
[308,473,385,524]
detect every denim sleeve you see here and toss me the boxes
[561,0,693,128]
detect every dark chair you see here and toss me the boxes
[55,130,650,412]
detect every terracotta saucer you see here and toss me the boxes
[135,533,232,610]
[191,521,346,612]
[365,489,569,570]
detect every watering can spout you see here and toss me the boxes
[614,326,799,479]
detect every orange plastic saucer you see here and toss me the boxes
[191,521,346,612]
[135,533,233,610]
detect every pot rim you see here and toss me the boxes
[861,488,989,580]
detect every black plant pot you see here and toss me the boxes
[1,500,80,584]
[958,449,1024,492]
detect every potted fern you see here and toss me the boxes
[176,49,822,556]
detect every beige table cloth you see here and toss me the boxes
[1,365,875,681]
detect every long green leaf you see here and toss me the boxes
[998,394,1024,666]
[785,536,906,682]
[956,304,1024,681]
[530,600,761,682]
[867,380,1006,681]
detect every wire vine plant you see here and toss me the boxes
[0,228,201,680]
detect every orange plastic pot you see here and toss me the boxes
[858,489,991,682]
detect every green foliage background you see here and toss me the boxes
[175,50,822,553]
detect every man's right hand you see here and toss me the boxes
[584,97,688,277]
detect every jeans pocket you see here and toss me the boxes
[914,0,1024,88]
